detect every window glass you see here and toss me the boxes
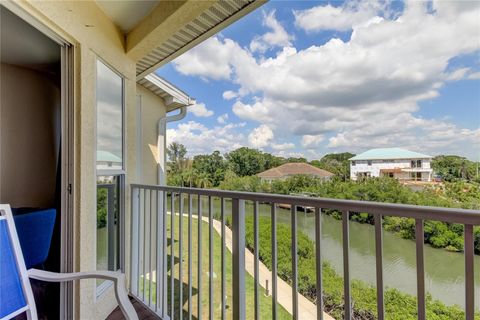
[96,60,123,170]
[96,60,124,290]
[96,175,121,284]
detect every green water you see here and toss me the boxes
[168,195,479,310]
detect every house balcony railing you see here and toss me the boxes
[129,184,479,320]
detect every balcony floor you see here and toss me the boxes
[107,296,160,320]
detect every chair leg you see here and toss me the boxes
[113,274,138,320]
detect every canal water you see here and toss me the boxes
[175,195,479,309]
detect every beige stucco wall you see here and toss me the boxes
[10,1,145,319]
[0,63,61,208]
[135,84,167,186]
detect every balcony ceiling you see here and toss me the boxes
[96,1,265,80]
[95,0,160,33]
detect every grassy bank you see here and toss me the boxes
[140,214,291,319]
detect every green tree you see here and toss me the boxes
[181,168,197,187]
[96,187,107,228]
[225,147,267,177]
[195,172,212,188]
[286,157,307,163]
[263,153,285,170]
[167,142,188,174]
[311,152,355,181]
[192,150,228,186]
[432,155,479,182]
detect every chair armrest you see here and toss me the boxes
[28,269,138,320]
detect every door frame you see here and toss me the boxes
[1,2,75,318]
[60,44,75,320]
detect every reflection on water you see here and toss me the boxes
[175,196,479,309]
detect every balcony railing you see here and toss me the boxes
[130,184,479,320]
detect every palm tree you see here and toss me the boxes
[195,172,212,189]
[167,142,187,173]
[181,168,196,188]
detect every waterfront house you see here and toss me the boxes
[257,162,334,182]
[349,148,434,181]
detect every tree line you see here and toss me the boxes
[166,142,480,254]
[166,142,355,187]
[167,142,480,187]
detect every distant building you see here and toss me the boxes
[349,148,433,181]
[257,162,334,182]
[97,150,123,170]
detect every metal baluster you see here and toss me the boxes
[415,219,425,320]
[232,198,246,320]
[170,193,175,318]
[208,196,214,320]
[131,187,140,297]
[291,205,299,319]
[254,201,260,320]
[221,198,226,320]
[148,190,152,306]
[156,190,162,313]
[142,189,147,302]
[374,214,384,320]
[315,208,324,320]
[198,195,203,320]
[188,193,193,320]
[271,203,278,320]
[163,191,168,317]
[179,193,184,320]
[464,224,474,320]
[342,211,351,320]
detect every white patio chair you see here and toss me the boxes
[0,204,138,320]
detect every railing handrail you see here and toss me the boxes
[131,184,480,225]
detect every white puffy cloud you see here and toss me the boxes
[167,121,296,155]
[222,90,238,100]
[172,36,236,80]
[272,142,295,151]
[172,1,480,159]
[302,135,325,149]
[188,102,214,117]
[248,124,274,148]
[444,68,471,81]
[467,72,480,80]
[217,113,229,124]
[294,0,387,32]
[250,10,294,53]
[167,121,246,154]
[274,150,306,159]
[327,113,480,157]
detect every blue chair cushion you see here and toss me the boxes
[0,219,27,318]
[12,208,56,269]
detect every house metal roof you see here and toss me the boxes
[257,163,334,179]
[349,148,432,161]
[97,150,122,163]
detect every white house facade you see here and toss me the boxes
[349,148,433,182]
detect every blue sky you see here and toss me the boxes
[156,0,480,161]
